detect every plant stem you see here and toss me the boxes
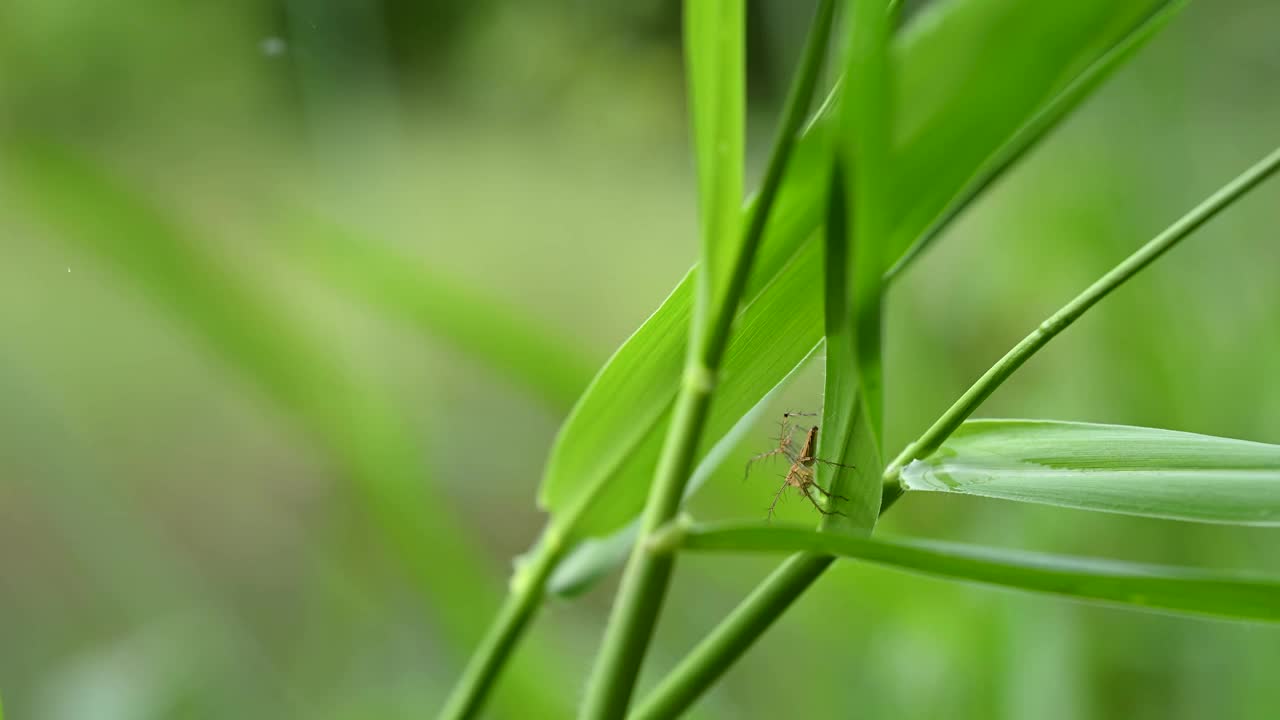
[628,492,902,720]
[579,382,715,718]
[579,3,837,717]
[631,552,833,720]
[883,143,1280,483]
[438,536,565,720]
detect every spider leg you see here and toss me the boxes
[808,481,850,504]
[766,478,790,521]
[813,458,857,470]
[799,485,845,516]
[744,448,788,481]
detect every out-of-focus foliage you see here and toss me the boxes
[1,1,1279,719]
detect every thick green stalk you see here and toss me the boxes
[579,3,837,717]
[438,537,565,720]
[883,144,1280,482]
[628,492,902,720]
[579,382,715,718]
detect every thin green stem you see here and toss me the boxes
[438,537,566,720]
[631,553,833,720]
[579,3,837,717]
[884,144,1280,482]
[628,492,902,720]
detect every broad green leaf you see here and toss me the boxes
[543,236,826,541]
[277,213,595,411]
[656,521,1280,623]
[883,0,1175,274]
[540,0,1180,548]
[901,420,1280,526]
[685,0,745,317]
[546,342,820,596]
[886,0,1188,278]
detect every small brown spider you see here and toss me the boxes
[745,413,854,519]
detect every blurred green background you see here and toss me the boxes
[2,1,1279,718]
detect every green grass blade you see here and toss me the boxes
[280,213,596,411]
[901,420,1280,525]
[685,0,745,319]
[655,521,1280,623]
[843,0,891,455]
[817,165,877,531]
[813,0,893,536]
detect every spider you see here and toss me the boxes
[745,413,854,519]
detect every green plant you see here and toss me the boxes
[8,0,1276,718]
[438,0,1280,718]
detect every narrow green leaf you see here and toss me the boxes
[279,214,596,411]
[657,521,1280,623]
[685,0,745,319]
[843,0,891,454]
[818,164,878,533]
[540,0,1179,548]
[813,0,893,536]
[901,420,1280,526]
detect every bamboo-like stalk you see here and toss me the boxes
[578,3,838,717]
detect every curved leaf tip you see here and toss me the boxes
[901,420,1280,526]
